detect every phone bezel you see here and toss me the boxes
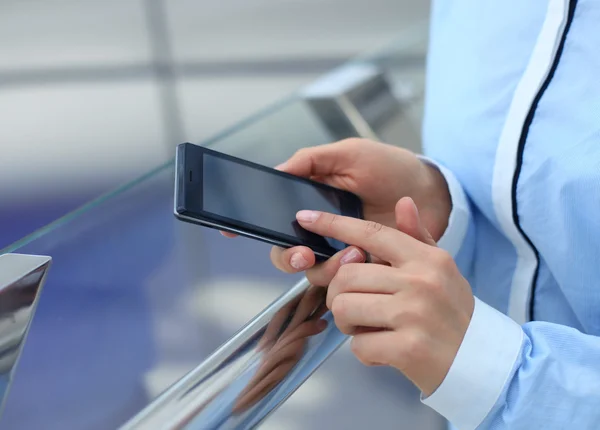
[174,142,364,259]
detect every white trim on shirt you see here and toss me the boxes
[491,0,570,325]
[421,3,573,428]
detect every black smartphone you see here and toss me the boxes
[174,142,364,260]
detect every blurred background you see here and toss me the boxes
[0,0,429,249]
[0,1,439,429]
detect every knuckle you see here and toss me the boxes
[325,276,340,308]
[391,294,429,328]
[364,220,385,237]
[324,213,340,234]
[410,296,432,321]
[430,248,455,272]
[330,295,348,318]
[350,338,376,366]
[422,272,444,293]
[407,269,444,294]
[335,320,354,336]
[331,298,354,335]
[388,306,406,328]
[402,330,429,363]
[401,295,431,327]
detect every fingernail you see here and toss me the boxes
[296,210,320,223]
[290,252,309,270]
[275,162,287,171]
[340,248,364,265]
[316,319,328,330]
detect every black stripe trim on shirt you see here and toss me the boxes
[511,0,578,321]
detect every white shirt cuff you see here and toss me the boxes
[419,156,470,257]
[422,298,524,430]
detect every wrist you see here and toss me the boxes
[417,160,452,241]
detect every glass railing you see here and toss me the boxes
[0,23,443,430]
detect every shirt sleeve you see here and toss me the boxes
[422,298,600,430]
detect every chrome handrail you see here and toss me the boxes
[0,253,52,415]
[121,277,347,430]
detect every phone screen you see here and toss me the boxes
[201,153,347,252]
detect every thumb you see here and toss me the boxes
[275,143,349,178]
[395,197,437,246]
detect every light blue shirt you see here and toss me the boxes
[420,0,600,429]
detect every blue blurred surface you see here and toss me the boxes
[0,165,299,429]
[0,192,105,250]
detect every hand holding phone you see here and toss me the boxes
[250,139,451,283]
[174,143,364,260]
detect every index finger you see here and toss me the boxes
[295,211,417,264]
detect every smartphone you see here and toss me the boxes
[174,142,364,260]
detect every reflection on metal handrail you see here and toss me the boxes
[0,253,52,416]
[122,277,348,430]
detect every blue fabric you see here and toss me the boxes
[424,0,600,428]
[481,322,600,429]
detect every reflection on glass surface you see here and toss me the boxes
[232,285,328,414]
[121,279,347,430]
[0,254,51,415]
